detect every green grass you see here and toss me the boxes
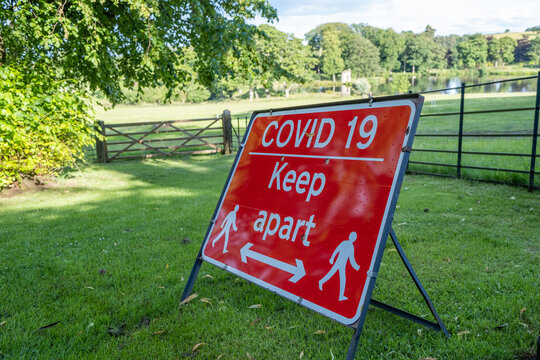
[95,93,347,124]
[95,92,540,187]
[410,93,539,186]
[488,31,539,41]
[1,156,539,359]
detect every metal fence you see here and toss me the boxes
[231,115,250,151]
[90,73,539,191]
[408,72,539,191]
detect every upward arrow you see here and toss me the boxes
[240,243,306,283]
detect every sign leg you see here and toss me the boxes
[389,227,450,337]
[181,248,204,301]
[346,322,364,360]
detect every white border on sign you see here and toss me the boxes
[201,100,416,326]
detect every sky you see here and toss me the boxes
[252,0,540,38]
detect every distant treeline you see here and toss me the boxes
[103,23,540,104]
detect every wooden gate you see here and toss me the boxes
[96,110,232,162]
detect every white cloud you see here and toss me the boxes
[252,0,540,38]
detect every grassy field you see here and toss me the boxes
[488,31,539,41]
[410,92,539,186]
[94,91,540,187]
[1,156,539,359]
[95,92,536,124]
[95,93,347,124]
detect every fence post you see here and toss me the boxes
[222,109,233,155]
[457,82,466,178]
[96,120,108,163]
[528,72,540,191]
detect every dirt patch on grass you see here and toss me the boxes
[0,176,58,198]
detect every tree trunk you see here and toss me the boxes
[332,73,336,93]
[285,87,290,97]
[249,86,254,102]
[265,88,270,98]
[0,36,5,65]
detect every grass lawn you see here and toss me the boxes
[0,155,539,359]
[93,92,540,187]
[95,93,347,124]
[411,93,539,186]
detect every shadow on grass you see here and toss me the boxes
[1,155,539,359]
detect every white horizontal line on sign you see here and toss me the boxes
[249,152,384,162]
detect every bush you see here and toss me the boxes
[185,82,211,103]
[389,73,411,94]
[0,66,97,189]
[352,78,371,95]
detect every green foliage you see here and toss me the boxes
[514,36,532,63]
[389,73,410,94]
[457,35,488,68]
[306,23,351,76]
[185,83,211,103]
[525,25,540,33]
[353,24,405,72]
[528,36,540,64]
[340,32,380,77]
[488,36,517,66]
[435,34,462,68]
[1,0,277,104]
[401,28,446,73]
[321,30,345,79]
[257,25,317,96]
[0,66,96,188]
[352,78,371,95]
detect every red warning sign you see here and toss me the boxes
[201,98,421,325]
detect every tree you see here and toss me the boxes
[457,35,488,68]
[353,24,405,72]
[305,22,354,52]
[526,26,540,33]
[1,0,277,104]
[488,36,517,66]
[0,0,277,188]
[514,36,532,62]
[340,32,380,77]
[435,34,462,68]
[400,28,445,73]
[389,73,410,94]
[256,25,316,97]
[0,65,96,188]
[305,22,353,75]
[321,30,345,92]
[528,36,540,64]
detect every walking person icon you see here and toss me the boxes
[318,232,360,301]
[211,205,239,254]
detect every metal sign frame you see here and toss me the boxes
[181,94,449,359]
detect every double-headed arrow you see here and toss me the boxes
[240,243,306,283]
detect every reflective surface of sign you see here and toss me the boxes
[201,100,419,325]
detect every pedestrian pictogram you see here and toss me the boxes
[211,204,239,253]
[319,232,360,301]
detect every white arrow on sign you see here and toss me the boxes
[240,242,306,283]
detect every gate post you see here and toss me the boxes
[457,83,466,178]
[96,120,108,163]
[222,110,233,155]
[528,72,540,191]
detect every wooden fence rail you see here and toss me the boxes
[96,110,232,162]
